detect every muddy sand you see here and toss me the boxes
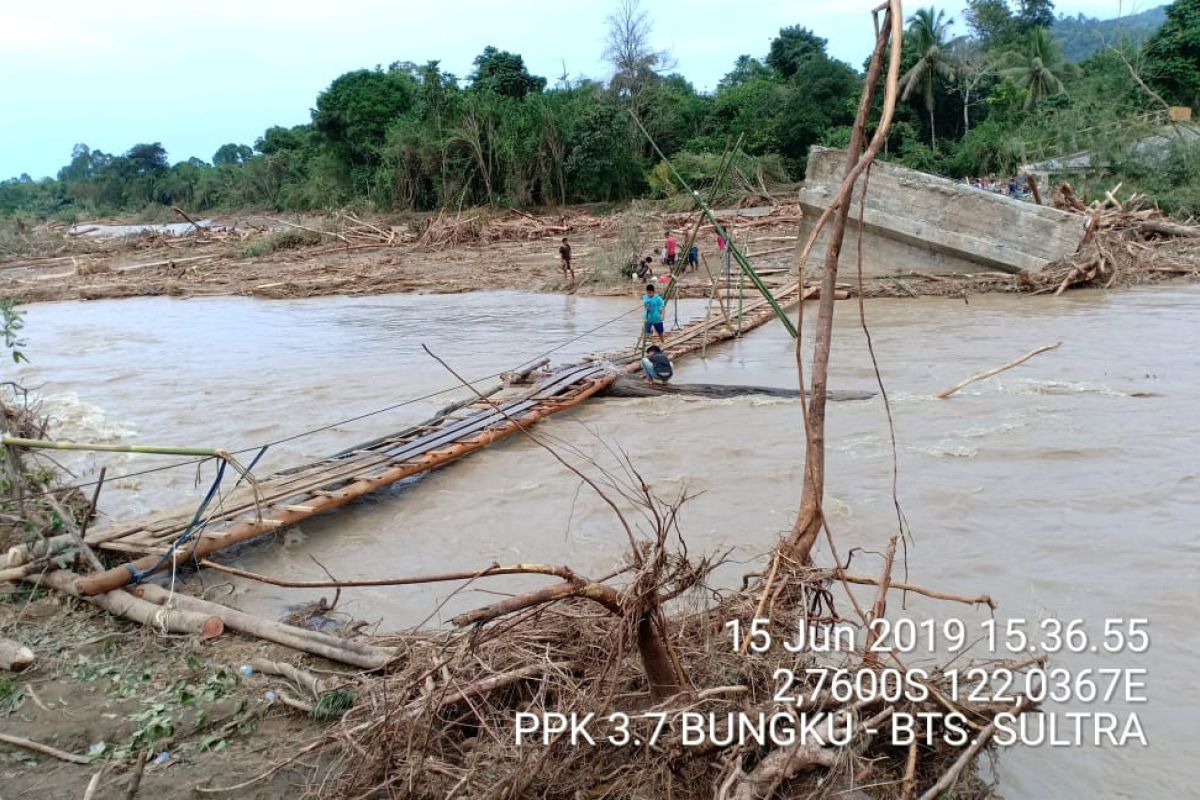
[1,205,1066,306]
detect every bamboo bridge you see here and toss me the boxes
[67,280,817,595]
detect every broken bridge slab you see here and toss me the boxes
[797,146,1090,277]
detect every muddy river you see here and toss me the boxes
[17,287,1200,798]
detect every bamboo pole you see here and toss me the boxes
[629,113,798,339]
[0,436,221,458]
[75,374,617,596]
[660,136,742,316]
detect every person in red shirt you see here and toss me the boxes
[664,232,678,267]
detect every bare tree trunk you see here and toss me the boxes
[930,106,937,149]
[783,9,901,566]
[637,613,681,700]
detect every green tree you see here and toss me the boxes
[470,47,546,99]
[212,143,253,166]
[1144,0,1200,111]
[123,143,169,177]
[899,7,957,147]
[964,0,1017,49]
[565,99,643,201]
[57,144,95,182]
[766,26,828,79]
[777,56,859,172]
[313,68,418,178]
[1002,27,1074,109]
[719,55,772,89]
[1016,0,1055,31]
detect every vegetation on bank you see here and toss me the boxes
[1,0,1198,223]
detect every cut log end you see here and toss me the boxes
[1,638,35,672]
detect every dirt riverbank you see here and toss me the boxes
[0,587,328,799]
[7,204,1194,306]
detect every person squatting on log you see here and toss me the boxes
[640,345,674,384]
[642,283,666,346]
[558,237,573,281]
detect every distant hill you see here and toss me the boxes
[1052,5,1168,62]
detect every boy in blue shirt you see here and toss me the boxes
[642,283,665,346]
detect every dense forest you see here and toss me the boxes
[2,0,1198,221]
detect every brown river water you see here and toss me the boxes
[17,287,1200,798]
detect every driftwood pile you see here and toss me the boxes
[656,203,803,235]
[278,545,1019,800]
[1023,183,1200,294]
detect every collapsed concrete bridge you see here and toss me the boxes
[797,146,1090,277]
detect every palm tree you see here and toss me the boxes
[899,7,956,148]
[1002,28,1075,109]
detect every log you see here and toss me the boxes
[136,584,396,670]
[0,636,35,671]
[1138,219,1200,239]
[603,376,874,402]
[25,570,224,637]
[249,658,331,697]
[0,732,91,764]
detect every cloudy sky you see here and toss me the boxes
[0,0,1149,179]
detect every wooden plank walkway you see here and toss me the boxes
[77,280,810,592]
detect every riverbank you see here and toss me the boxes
[0,589,325,799]
[5,202,1196,306]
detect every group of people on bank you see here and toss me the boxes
[554,228,737,386]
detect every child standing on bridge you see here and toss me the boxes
[642,282,665,346]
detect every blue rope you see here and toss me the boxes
[125,458,227,584]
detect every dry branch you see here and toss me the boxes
[935,342,1061,399]
[917,695,1035,800]
[836,573,995,608]
[198,559,579,589]
[0,732,91,764]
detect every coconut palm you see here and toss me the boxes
[899,7,956,148]
[1002,28,1075,109]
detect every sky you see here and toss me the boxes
[0,0,1151,180]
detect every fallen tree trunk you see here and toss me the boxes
[1137,219,1200,239]
[603,376,874,401]
[25,570,224,637]
[0,637,34,671]
[136,584,396,670]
